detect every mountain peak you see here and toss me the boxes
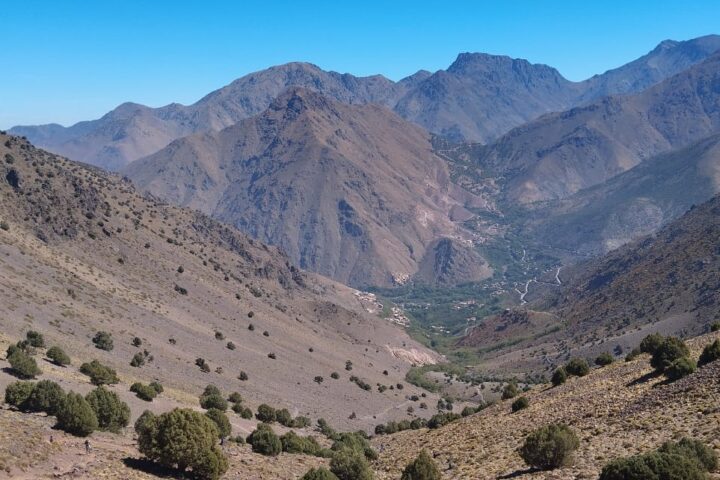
[268,87,337,116]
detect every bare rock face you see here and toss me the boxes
[125,88,488,287]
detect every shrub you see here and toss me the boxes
[55,392,98,437]
[551,367,567,386]
[329,449,374,480]
[46,346,71,366]
[92,331,114,351]
[512,396,529,412]
[519,424,579,470]
[8,349,41,379]
[276,408,293,426]
[25,380,66,415]
[639,333,665,354]
[658,438,718,472]
[256,404,276,422]
[711,322,720,332]
[228,392,243,403]
[315,376,324,384]
[134,409,156,435]
[80,360,119,385]
[401,450,441,480]
[205,408,231,438]
[625,348,642,362]
[595,352,614,366]
[248,423,282,456]
[4,381,35,408]
[331,432,376,460]
[149,381,164,394]
[650,337,690,372]
[501,382,519,399]
[280,430,320,455]
[238,371,248,381]
[25,330,45,348]
[317,418,337,439]
[130,352,145,367]
[565,358,590,377]
[302,467,340,480]
[137,408,228,480]
[292,415,311,428]
[331,372,340,379]
[131,382,158,401]
[214,331,224,340]
[665,356,696,381]
[698,339,720,367]
[132,337,142,347]
[200,385,227,411]
[86,386,130,432]
[226,342,235,350]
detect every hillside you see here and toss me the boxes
[474,52,720,204]
[125,88,490,288]
[0,132,446,434]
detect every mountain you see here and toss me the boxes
[393,53,580,143]
[475,52,720,204]
[0,132,444,433]
[578,34,720,100]
[125,88,489,287]
[526,133,720,255]
[10,63,428,170]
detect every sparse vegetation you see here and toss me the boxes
[92,331,114,351]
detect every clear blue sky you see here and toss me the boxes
[2,0,718,128]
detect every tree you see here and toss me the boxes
[131,382,158,401]
[25,330,45,348]
[205,408,231,438]
[79,360,119,385]
[137,408,227,480]
[564,358,590,377]
[228,392,243,404]
[130,352,145,367]
[255,403,276,422]
[650,337,690,372]
[200,393,227,411]
[330,449,374,480]
[595,352,614,367]
[247,423,281,456]
[665,356,696,381]
[92,331,114,351]
[501,382,519,400]
[55,392,98,437]
[149,381,164,394]
[551,367,567,386]
[275,408,293,426]
[519,424,579,470]
[511,396,529,412]
[134,409,156,435]
[86,386,130,432]
[401,450,441,480]
[302,467,340,480]
[7,349,41,379]
[639,333,664,354]
[698,339,720,367]
[4,381,35,408]
[46,346,71,366]
[25,380,66,415]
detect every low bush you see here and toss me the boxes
[25,380,66,415]
[329,449,373,480]
[665,356,697,381]
[401,450,441,480]
[130,382,158,401]
[80,360,119,385]
[200,385,228,411]
[46,346,71,366]
[92,331,114,351]
[519,423,579,470]
[25,330,45,348]
[301,467,339,480]
[255,403,276,422]
[512,396,529,412]
[205,408,231,438]
[639,333,664,354]
[564,358,590,377]
[595,352,614,366]
[228,392,243,404]
[650,337,690,372]
[4,381,36,408]
[551,367,567,386]
[698,339,720,367]
[247,423,282,456]
[7,349,41,379]
[501,382,519,399]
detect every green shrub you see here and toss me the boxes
[710,322,720,332]
[595,352,614,366]
[131,382,158,401]
[25,380,65,415]
[551,367,567,386]
[401,450,441,480]
[650,337,690,372]
[55,392,98,437]
[247,423,282,456]
[149,381,164,394]
[302,467,340,480]
[199,391,228,411]
[698,339,720,367]
[7,349,41,379]
[137,408,228,480]
[658,438,718,472]
[4,381,35,408]
[501,382,519,400]
[86,386,130,432]
[564,358,590,377]
[238,371,248,381]
[665,356,696,381]
[92,331,114,351]
[519,423,579,470]
[25,330,45,348]
[292,415,311,428]
[329,449,374,480]
[227,392,243,404]
[512,396,529,412]
[275,408,293,426]
[134,409,156,435]
[130,352,145,367]
[46,346,71,366]
[331,372,340,380]
[255,403,276,422]
[205,408,231,438]
[331,432,376,460]
[639,333,665,354]
[625,348,642,362]
[80,360,119,385]
[280,430,321,455]
[132,337,142,347]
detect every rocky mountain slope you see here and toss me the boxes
[474,52,720,204]
[0,132,444,432]
[125,88,490,287]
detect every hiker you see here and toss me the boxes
[85,439,90,453]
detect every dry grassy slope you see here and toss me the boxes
[0,133,444,432]
[125,87,490,288]
[375,332,720,479]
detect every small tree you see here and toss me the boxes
[130,352,145,367]
[256,404,276,422]
[595,352,614,367]
[401,450,441,480]
[650,337,690,372]
[248,423,282,456]
[200,393,227,411]
[137,408,228,480]
[25,330,45,348]
[665,356,696,381]
[501,382,519,400]
[302,467,340,480]
[519,424,579,470]
[7,349,41,379]
[228,392,243,403]
[134,409,156,435]
[86,386,130,433]
[79,360,119,385]
[551,367,567,386]
[275,408,293,426]
[92,331,114,351]
[639,333,664,354]
[511,396,529,412]
[4,381,35,409]
[25,380,66,415]
[46,346,71,366]
[131,382,158,401]
[149,381,164,394]
[330,449,374,480]
[205,408,231,438]
[55,392,98,437]
[565,358,589,377]
[698,339,720,367]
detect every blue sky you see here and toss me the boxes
[2,0,718,128]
